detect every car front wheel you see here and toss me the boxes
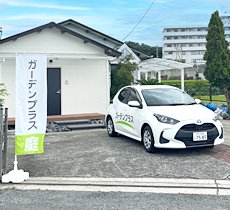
[107,116,117,137]
[142,126,156,153]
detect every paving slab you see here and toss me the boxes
[221,120,230,146]
[4,120,230,180]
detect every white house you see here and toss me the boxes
[0,20,149,119]
[0,21,123,118]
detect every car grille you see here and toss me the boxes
[180,123,215,131]
[175,123,219,147]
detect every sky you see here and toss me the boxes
[0,0,230,47]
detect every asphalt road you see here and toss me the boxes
[4,120,230,180]
[0,190,230,210]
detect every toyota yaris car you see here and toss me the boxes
[105,85,224,153]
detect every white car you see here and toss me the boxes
[105,85,224,153]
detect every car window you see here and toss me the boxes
[128,89,140,103]
[118,88,130,104]
[142,88,195,106]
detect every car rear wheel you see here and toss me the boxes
[107,116,117,137]
[142,126,156,153]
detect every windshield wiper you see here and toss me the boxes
[169,103,190,106]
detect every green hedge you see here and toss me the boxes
[160,80,210,86]
[160,80,224,97]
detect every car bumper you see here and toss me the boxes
[152,119,224,149]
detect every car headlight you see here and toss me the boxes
[154,114,180,125]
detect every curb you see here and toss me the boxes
[1,177,230,195]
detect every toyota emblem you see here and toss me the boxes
[197,119,202,124]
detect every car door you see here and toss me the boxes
[125,88,143,138]
[114,88,130,133]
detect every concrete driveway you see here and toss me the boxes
[5,120,230,180]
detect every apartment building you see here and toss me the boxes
[162,16,230,65]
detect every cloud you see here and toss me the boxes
[1,14,114,25]
[2,14,70,20]
[5,1,91,10]
[100,8,118,11]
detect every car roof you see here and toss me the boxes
[126,85,178,91]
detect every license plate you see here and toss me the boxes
[193,132,207,141]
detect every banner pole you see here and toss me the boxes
[1,53,29,183]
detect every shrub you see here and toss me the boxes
[169,76,178,80]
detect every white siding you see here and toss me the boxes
[1,59,15,117]
[63,24,117,49]
[0,28,105,54]
[53,59,109,115]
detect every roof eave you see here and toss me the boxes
[0,22,121,57]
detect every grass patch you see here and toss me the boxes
[5,186,16,190]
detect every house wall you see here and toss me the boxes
[49,59,109,115]
[0,28,105,54]
[0,27,110,117]
[1,59,15,117]
[63,24,117,49]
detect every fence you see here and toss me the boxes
[0,107,8,181]
[171,84,227,104]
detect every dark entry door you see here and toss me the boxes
[47,68,61,115]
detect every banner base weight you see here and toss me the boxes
[2,169,29,183]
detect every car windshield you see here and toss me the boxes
[142,88,196,106]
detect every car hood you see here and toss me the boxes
[148,104,215,121]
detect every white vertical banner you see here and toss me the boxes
[15,54,47,155]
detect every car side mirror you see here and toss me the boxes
[128,101,143,109]
[194,99,201,104]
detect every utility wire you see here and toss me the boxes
[122,0,156,42]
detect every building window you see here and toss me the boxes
[141,73,145,79]
[191,59,204,63]
[147,72,151,78]
[167,44,172,47]
[182,51,185,55]
[168,51,173,54]
[174,36,178,39]
[173,29,178,32]
[193,51,206,55]
[191,51,200,55]
[166,36,172,39]
[167,29,171,32]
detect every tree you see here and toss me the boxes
[136,78,159,85]
[125,41,162,58]
[110,55,137,99]
[204,11,230,111]
[0,83,9,105]
[195,72,201,80]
